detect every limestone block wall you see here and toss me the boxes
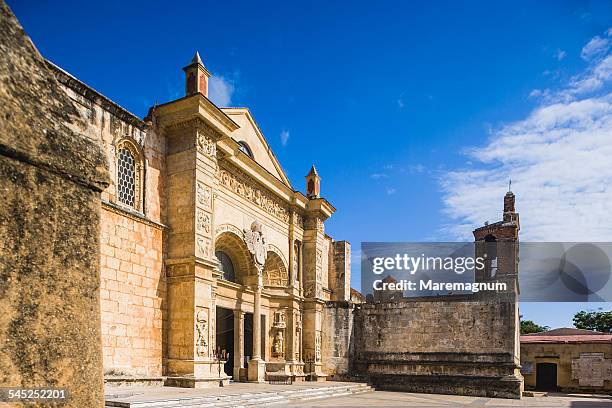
[351,295,522,398]
[321,302,355,377]
[99,211,164,376]
[50,62,167,378]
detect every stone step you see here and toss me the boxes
[105,382,374,408]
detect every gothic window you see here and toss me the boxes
[215,250,236,282]
[116,139,143,212]
[238,141,254,159]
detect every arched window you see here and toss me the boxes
[215,250,236,282]
[238,141,254,159]
[116,139,143,212]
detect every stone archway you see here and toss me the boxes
[263,250,289,287]
[215,227,254,285]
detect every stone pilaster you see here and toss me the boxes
[156,93,238,387]
[233,311,245,381]
[302,203,332,380]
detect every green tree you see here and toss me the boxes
[573,310,612,333]
[520,319,549,334]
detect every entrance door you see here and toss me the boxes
[215,307,234,377]
[536,363,557,391]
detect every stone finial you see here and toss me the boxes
[183,51,211,98]
[305,165,320,198]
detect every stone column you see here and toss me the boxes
[0,4,110,406]
[233,311,245,381]
[248,282,266,382]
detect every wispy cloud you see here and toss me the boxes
[581,35,610,61]
[440,29,612,242]
[209,75,235,106]
[369,173,389,180]
[280,129,290,146]
[556,49,567,61]
[386,187,397,195]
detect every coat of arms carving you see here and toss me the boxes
[244,220,267,269]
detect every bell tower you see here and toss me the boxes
[305,165,320,198]
[183,51,211,97]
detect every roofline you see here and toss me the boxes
[45,59,146,130]
[154,93,239,132]
[221,107,292,188]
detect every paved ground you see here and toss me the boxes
[288,391,612,407]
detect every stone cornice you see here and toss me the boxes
[154,94,239,136]
[101,199,167,230]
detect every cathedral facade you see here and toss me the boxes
[49,53,351,387]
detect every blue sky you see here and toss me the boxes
[9,0,612,329]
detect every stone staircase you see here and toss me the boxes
[105,382,373,408]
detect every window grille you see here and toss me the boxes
[117,147,136,207]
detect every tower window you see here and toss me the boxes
[238,141,254,159]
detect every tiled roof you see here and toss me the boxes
[521,334,612,344]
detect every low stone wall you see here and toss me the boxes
[351,295,523,399]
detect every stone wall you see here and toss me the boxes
[48,60,167,380]
[0,2,109,406]
[321,301,355,378]
[351,293,522,398]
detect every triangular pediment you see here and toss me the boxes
[221,107,291,188]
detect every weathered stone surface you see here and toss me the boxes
[0,1,109,406]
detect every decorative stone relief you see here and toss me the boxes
[272,330,284,357]
[293,241,300,284]
[295,311,302,361]
[215,223,243,238]
[263,252,289,287]
[196,308,209,357]
[244,220,267,271]
[273,310,286,329]
[196,209,211,235]
[197,236,211,259]
[315,249,323,298]
[292,212,304,229]
[304,216,324,233]
[197,130,216,158]
[314,332,321,362]
[196,181,212,208]
[218,164,290,223]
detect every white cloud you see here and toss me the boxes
[397,98,405,109]
[369,173,389,180]
[386,187,397,195]
[580,35,610,62]
[441,33,612,242]
[556,49,567,61]
[209,75,235,107]
[280,130,290,146]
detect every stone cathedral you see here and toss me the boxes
[49,52,352,387]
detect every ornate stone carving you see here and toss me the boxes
[218,164,290,223]
[197,181,212,208]
[215,223,243,238]
[197,130,216,158]
[263,251,289,287]
[197,236,211,258]
[304,216,324,233]
[292,211,304,229]
[244,220,267,270]
[196,209,211,235]
[196,308,209,357]
[294,311,302,361]
[273,310,286,329]
[293,242,299,283]
[315,249,323,298]
[272,330,284,357]
[315,332,321,362]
